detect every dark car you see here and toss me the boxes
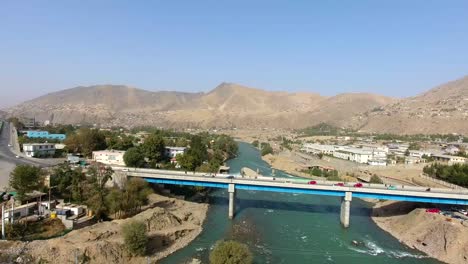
[308,180,317,185]
[353,183,363,188]
[226,175,234,179]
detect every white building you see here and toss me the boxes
[92,150,126,166]
[409,150,432,158]
[368,159,387,166]
[23,143,56,157]
[301,144,336,155]
[333,147,373,164]
[164,146,187,158]
[3,202,37,222]
[432,154,467,165]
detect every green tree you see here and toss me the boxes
[85,164,113,220]
[251,140,259,148]
[124,147,145,168]
[9,165,45,202]
[65,128,107,157]
[209,240,253,264]
[141,134,165,166]
[260,143,273,156]
[122,221,148,256]
[369,175,383,184]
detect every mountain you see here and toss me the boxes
[3,82,394,130]
[357,75,468,134]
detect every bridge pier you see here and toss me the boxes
[340,192,352,228]
[228,183,236,219]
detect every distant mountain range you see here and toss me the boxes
[4,75,468,134]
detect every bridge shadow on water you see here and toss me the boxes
[210,196,373,217]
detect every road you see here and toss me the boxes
[0,121,63,189]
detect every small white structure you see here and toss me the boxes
[92,150,126,166]
[368,159,387,166]
[409,150,432,158]
[3,202,37,222]
[23,143,56,157]
[56,203,85,216]
[164,146,187,158]
[333,147,372,164]
[301,144,336,155]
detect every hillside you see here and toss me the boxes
[358,75,468,134]
[5,83,394,129]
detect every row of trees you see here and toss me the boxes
[423,163,468,187]
[50,164,152,220]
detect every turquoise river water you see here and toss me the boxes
[160,142,441,264]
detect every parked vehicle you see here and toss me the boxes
[308,180,317,185]
[425,208,440,213]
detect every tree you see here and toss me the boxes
[251,140,259,148]
[141,134,165,166]
[369,175,383,184]
[85,164,113,220]
[122,221,148,256]
[9,165,45,202]
[260,143,273,156]
[209,240,253,264]
[65,128,107,157]
[124,147,145,168]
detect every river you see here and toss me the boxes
[160,142,441,264]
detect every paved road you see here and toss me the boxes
[0,121,64,189]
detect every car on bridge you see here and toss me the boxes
[334,183,345,187]
[353,183,363,188]
[308,180,317,185]
[387,185,397,190]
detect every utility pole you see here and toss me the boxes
[11,197,14,224]
[1,203,5,239]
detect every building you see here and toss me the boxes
[164,146,187,158]
[26,130,66,140]
[444,145,460,155]
[405,156,426,165]
[23,143,56,157]
[409,150,432,158]
[21,117,36,128]
[301,144,336,155]
[333,147,373,164]
[368,159,387,166]
[3,202,37,222]
[432,154,467,165]
[92,150,126,166]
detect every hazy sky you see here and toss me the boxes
[1,1,468,108]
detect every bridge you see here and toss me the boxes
[112,167,468,228]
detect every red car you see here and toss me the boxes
[308,180,317,185]
[335,183,345,187]
[354,183,363,188]
[425,208,440,213]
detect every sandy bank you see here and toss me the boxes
[0,193,208,264]
[372,201,468,264]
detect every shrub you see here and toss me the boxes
[122,221,148,256]
[209,240,253,264]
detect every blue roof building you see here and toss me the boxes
[26,131,66,140]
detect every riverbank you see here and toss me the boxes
[0,193,208,263]
[372,201,468,264]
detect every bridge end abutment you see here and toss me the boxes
[340,192,352,228]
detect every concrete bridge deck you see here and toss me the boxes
[113,167,468,227]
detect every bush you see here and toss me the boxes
[209,240,253,264]
[121,221,148,256]
[369,175,383,184]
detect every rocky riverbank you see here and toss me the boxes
[372,201,468,264]
[0,193,208,264]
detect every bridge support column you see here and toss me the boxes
[340,192,352,228]
[228,183,236,219]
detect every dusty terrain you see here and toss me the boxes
[0,193,208,264]
[372,201,468,264]
[5,82,394,130]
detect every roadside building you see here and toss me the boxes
[92,150,126,166]
[26,130,66,140]
[444,145,460,155]
[405,156,426,165]
[431,154,467,165]
[23,143,56,157]
[164,146,187,158]
[3,202,37,222]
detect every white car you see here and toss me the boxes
[15,155,21,158]
[8,144,12,147]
